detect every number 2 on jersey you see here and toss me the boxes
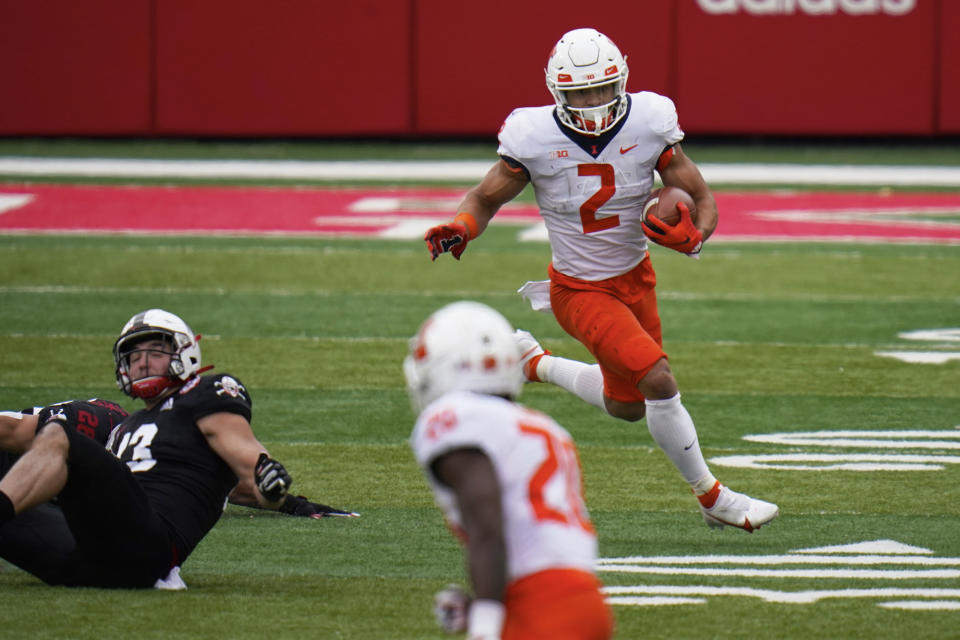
[519,423,595,534]
[578,163,620,234]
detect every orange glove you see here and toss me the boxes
[424,213,479,261]
[641,202,703,256]
[424,222,469,260]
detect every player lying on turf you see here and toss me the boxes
[0,309,355,588]
[407,301,614,640]
[424,27,777,533]
[0,401,354,519]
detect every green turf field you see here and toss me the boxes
[0,142,958,639]
[2,136,960,166]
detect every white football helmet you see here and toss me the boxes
[113,309,203,399]
[404,301,524,412]
[545,28,629,135]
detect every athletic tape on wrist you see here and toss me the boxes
[454,212,479,240]
[467,599,505,638]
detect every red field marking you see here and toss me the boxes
[0,184,958,243]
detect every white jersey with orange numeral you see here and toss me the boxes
[497,91,684,281]
[410,391,598,582]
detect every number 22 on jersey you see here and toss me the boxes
[519,422,595,535]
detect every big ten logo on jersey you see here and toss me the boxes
[549,149,570,160]
[696,0,916,16]
[425,408,458,441]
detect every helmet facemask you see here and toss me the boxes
[555,77,627,135]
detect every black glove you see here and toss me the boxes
[254,453,292,503]
[279,495,360,519]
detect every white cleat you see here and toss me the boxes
[514,329,549,382]
[700,484,779,533]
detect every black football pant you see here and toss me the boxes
[0,425,174,588]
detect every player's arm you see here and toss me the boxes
[0,413,40,454]
[424,159,530,260]
[227,488,359,518]
[458,158,531,237]
[197,411,290,509]
[432,447,507,638]
[657,143,718,241]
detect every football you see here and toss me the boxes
[642,186,696,227]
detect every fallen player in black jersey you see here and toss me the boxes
[0,309,356,588]
[0,401,356,519]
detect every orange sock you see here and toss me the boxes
[696,481,722,508]
[526,353,547,382]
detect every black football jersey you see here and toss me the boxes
[34,398,129,446]
[107,374,252,561]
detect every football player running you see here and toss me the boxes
[407,301,614,640]
[423,28,777,532]
[0,309,351,589]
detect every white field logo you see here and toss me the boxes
[713,325,960,471]
[696,0,916,15]
[875,327,960,365]
[600,539,960,610]
[711,430,960,471]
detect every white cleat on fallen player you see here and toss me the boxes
[700,484,779,533]
[514,329,549,382]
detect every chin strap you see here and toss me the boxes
[130,375,179,399]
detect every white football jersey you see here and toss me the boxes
[497,92,684,280]
[410,391,597,581]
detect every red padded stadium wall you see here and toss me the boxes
[413,0,673,136]
[674,0,937,136]
[153,0,412,136]
[0,0,152,135]
[939,1,960,133]
[0,0,954,137]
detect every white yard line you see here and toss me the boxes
[0,157,958,186]
[599,565,960,579]
[0,284,949,305]
[604,585,960,606]
[601,540,960,609]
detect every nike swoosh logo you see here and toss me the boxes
[683,439,697,451]
[620,144,638,154]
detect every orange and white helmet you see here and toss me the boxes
[545,28,629,135]
[404,302,524,412]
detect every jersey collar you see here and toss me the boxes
[553,94,632,159]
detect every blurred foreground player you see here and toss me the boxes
[407,302,613,640]
[0,309,349,588]
[424,27,777,532]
